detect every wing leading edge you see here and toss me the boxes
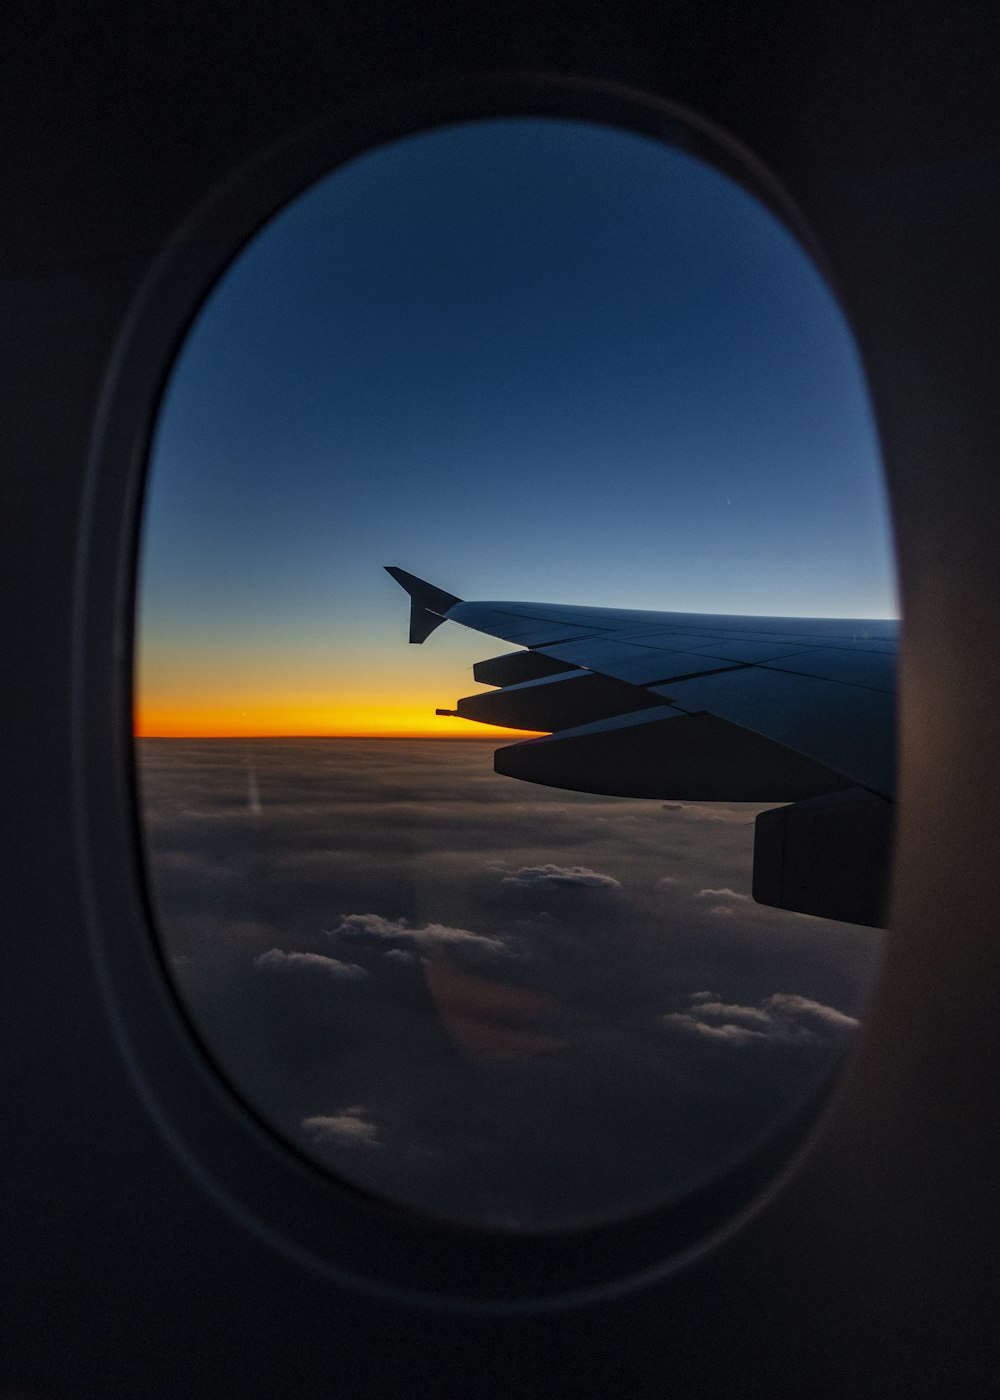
[386,567,896,927]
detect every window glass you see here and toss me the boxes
[135,118,896,1229]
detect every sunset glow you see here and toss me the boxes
[133,625,544,738]
[133,696,539,741]
[135,118,896,742]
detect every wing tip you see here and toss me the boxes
[385,566,461,644]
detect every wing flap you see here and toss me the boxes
[761,647,897,693]
[651,666,895,796]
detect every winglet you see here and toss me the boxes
[384,567,462,644]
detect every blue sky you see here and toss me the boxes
[136,116,897,735]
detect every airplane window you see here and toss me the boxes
[134,116,896,1230]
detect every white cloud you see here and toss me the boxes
[253,948,367,980]
[695,887,750,901]
[326,913,408,941]
[662,1018,765,1044]
[661,992,859,1049]
[499,864,622,891]
[328,912,509,958]
[301,1106,381,1149]
[763,993,859,1035]
[689,1000,775,1030]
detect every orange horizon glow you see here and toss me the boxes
[133,622,545,741]
[133,698,542,742]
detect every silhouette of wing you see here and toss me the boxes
[387,567,897,927]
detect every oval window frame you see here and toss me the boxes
[72,72,883,1310]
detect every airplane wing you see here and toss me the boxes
[386,567,897,927]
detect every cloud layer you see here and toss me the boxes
[138,736,883,1229]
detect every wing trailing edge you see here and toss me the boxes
[384,568,897,925]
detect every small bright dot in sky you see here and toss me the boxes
[135,116,897,738]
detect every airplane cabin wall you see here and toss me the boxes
[3,4,1000,1396]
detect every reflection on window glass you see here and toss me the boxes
[135,117,896,1230]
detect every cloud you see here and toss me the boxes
[667,803,757,824]
[139,737,882,1228]
[253,948,368,980]
[328,911,510,959]
[301,1106,380,1149]
[764,993,860,1036]
[327,913,407,942]
[661,992,859,1049]
[694,886,751,916]
[498,864,622,891]
[690,1001,775,1030]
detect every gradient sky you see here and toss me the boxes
[135,116,897,738]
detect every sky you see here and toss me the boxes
[139,738,880,1228]
[135,116,897,739]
